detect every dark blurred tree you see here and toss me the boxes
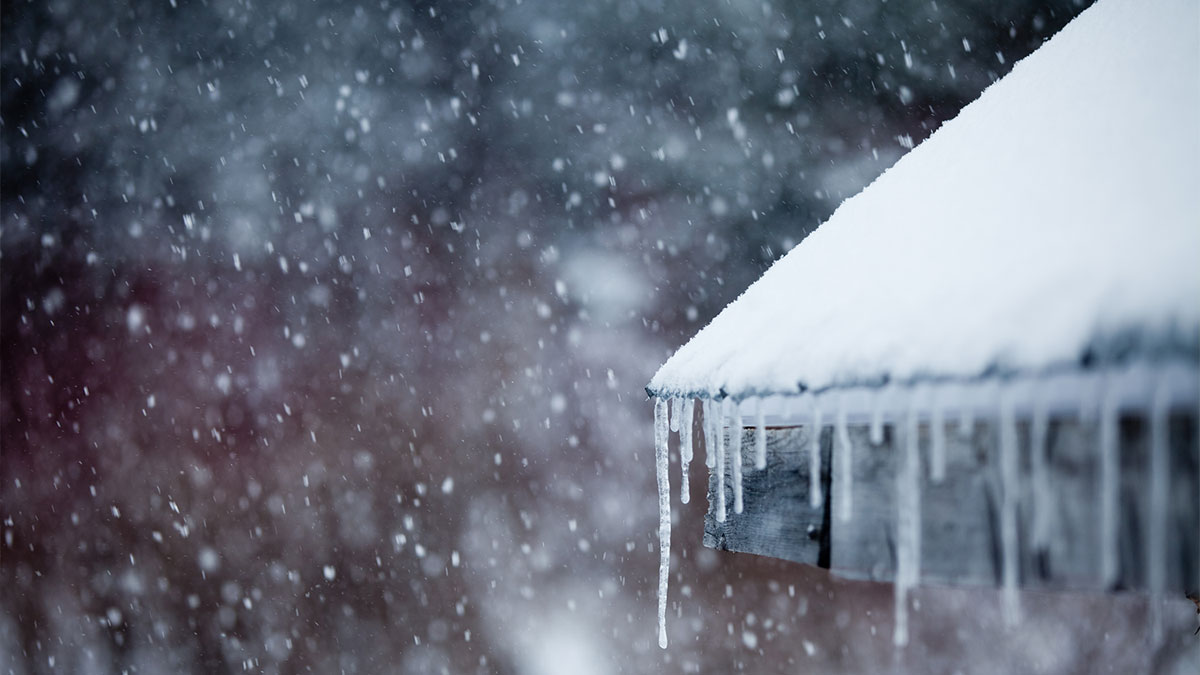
[2,1,1093,672]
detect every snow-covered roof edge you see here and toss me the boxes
[646,351,1200,402]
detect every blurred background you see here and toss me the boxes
[6,0,1195,672]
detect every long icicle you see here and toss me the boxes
[999,386,1021,625]
[653,397,671,649]
[755,397,767,470]
[837,391,853,522]
[909,398,922,582]
[810,395,824,509]
[1147,377,1169,641]
[716,397,727,523]
[679,399,694,505]
[729,398,744,514]
[1029,387,1051,553]
[1099,381,1120,587]
[894,398,920,647]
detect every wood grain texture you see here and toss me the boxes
[703,426,831,567]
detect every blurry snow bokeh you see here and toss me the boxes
[3,0,1195,672]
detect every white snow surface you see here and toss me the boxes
[649,0,1200,400]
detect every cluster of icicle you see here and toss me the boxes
[652,396,812,649]
[652,375,1183,650]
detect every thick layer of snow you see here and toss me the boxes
[649,0,1200,400]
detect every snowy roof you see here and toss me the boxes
[649,0,1200,400]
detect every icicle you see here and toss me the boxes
[892,577,909,647]
[809,396,824,509]
[959,388,975,439]
[728,398,744,514]
[906,400,922,587]
[669,397,680,433]
[929,390,946,483]
[1029,389,1051,552]
[1147,378,1169,641]
[893,402,921,647]
[703,399,716,470]
[754,397,767,470]
[1099,383,1120,587]
[715,398,727,523]
[870,388,886,445]
[836,392,853,522]
[679,399,694,505]
[653,398,671,649]
[999,388,1021,625]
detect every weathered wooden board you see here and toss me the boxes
[704,412,1199,594]
[703,426,831,567]
[829,420,1022,587]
